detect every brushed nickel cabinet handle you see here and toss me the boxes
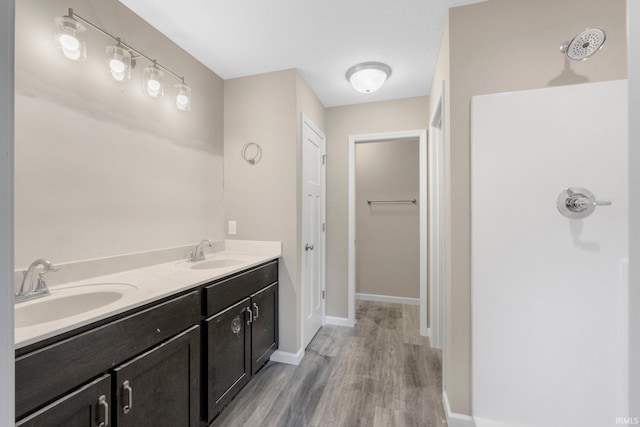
[97,395,109,427]
[246,306,253,325]
[122,380,133,414]
[253,302,259,320]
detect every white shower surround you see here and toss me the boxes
[471,80,628,426]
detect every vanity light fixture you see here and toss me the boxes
[106,43,132,82]
[54,15,86,61]
[175,81,192,111]
[346,62,392,93]
[55,8,192,111]
[143,62,164,98]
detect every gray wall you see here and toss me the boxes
[325,96,429,318]
[14,0,225,268]
[355,139,419,299]
[0,0,15,422]
[431,0,628,415]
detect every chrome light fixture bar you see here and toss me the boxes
[55,8,192,111]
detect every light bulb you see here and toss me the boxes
[109,58,125,73]
[147,79,160,92]
[177,94,189,106]
[174,82,192,111]
[59,34,79,51]
[143,65,164,98]
[63,47,81,61]
[106,45,132,82]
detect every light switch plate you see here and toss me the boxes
[228,220,237,235]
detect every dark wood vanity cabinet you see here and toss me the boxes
[204,261,279,423]
[15,259,279,427]
[15,290,201,426]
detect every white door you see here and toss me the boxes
[301,115,325,348]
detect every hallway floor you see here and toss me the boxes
[212,301,447,427]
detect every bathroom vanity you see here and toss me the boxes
[14,242,280,427]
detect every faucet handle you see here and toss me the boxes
[39,266,60,277]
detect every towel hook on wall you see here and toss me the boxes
[241,142,262,165]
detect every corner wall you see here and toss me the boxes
[14,0,225,268]
[224,69,325,354]
[431,0,628,416]
[325,96,429,318]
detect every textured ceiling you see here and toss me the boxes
[119,0,486,107]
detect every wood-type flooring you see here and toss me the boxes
[212,301,447,427]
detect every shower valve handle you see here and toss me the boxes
[557,187,612,219]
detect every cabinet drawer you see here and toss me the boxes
[16,374,111,427]
[16,290,199,419]
[205,261,277,316]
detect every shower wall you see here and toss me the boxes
[471,80,628,427]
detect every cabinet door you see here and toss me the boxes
[251,282,278,374]
[16,375,110,427]
[205,297,251,422]
[113,326,200,427]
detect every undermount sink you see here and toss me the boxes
[15,283,136,328]
[190,258,244,270]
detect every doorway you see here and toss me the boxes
[355,138,420,304]
[347,130,428,334]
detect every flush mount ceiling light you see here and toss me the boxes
[346,62,392,93]
[54,8,192,111]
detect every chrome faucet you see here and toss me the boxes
[16,259,60,303]
[188,239,213,263]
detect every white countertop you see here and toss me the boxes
[15,240,281,350]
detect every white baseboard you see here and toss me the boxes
[356,292,419,305]
[443,391,476,427]
[270,348,305,366]
[325,316,356,327]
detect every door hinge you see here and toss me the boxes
[322,154,327,165]
[322,223,326,232]
[322,290,326,299]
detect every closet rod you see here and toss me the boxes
[367,199,416,205]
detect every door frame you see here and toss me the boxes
[429,83,446,350]
[300,113,326,347]
[348,129,428,334]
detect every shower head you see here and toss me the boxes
[560,28,606,61]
